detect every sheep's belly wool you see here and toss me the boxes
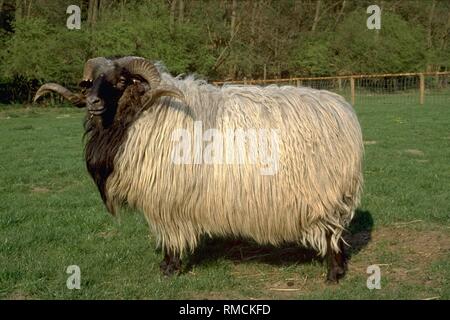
[106,79,364,258]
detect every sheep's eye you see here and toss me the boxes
[80,80,92,89]
[115,77,127,88]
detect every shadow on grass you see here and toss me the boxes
[186,209,374,270]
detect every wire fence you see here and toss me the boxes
[213,72,450,106]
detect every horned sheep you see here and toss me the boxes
[34,56,364,282]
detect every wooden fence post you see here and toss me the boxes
[419,73,425,105]
[350,76,355,105]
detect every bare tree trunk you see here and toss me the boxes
[294,0,303,33]
[439,10,450,52]
[334,0,346,28]
[230,0,237,38]
[275,28,279,77]
[87,0,100,26]
[169,0,177,33]
[178,0,184,24]
[427,0,436,49]
[257,0,263,44]
[229,0,237,79]
[426,0,436,71]
[312,0,321,32]
[250,0,257,44]
[229,0,238,78]
[87,0,92,25]
[96,0,103,20]
[120,0,126,22]
[92,0,99,26]
[26,0,32,18]
[15,0,23,21]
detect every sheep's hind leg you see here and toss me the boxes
[325,237,347,283]
[160,252,181,276]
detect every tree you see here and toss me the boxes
[1,0,449,103]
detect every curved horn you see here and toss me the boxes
[33,83,85,108]
[118,57,161,89]
[141,84,186,109]
[80,57,113,86]
[120,57,185,106]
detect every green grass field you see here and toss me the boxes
[0,97,449,300]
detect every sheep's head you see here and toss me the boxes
[33,56,185,125]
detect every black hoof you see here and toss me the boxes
[325,237,347,284]
[160,253,181,277]
[326,265,345,284]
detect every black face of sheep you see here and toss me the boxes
[83,72,127,114]
[33,56,185,212]
[81,68,137,126]
[33,56,184,127]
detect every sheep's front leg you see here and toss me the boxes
[160,252,181,276]
[326,238,347,283]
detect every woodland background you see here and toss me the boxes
[0,0,449,102]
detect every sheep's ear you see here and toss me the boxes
[142,85,185,109]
